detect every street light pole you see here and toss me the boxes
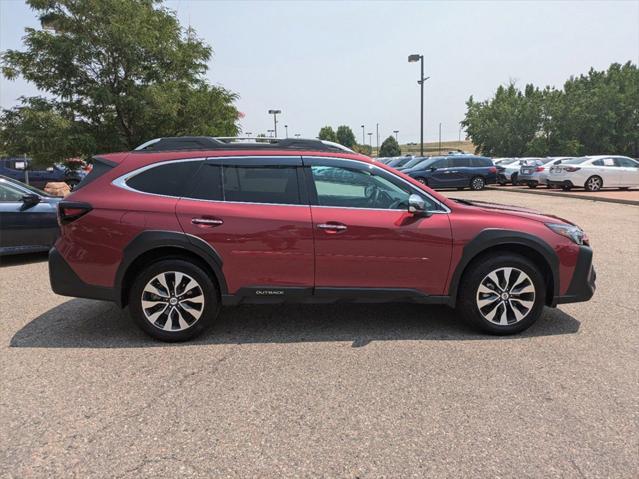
[376,123,379,155]
[285,125,288,138]
[361,125,365,145]
[393,130,399,142]
[408,54,429,157]
[367,132,373,154]
[438,122,442,154]
[268,109,281,137]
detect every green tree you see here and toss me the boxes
[336,125,356,148]
[379,135,401,157]
[1,0,239,164]
[318,126,337,142]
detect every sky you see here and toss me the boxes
[1,0,638,144]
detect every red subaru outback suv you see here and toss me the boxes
[49,137,595,341]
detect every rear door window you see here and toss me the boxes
[222,165,301,205]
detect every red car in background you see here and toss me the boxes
[49,137,595,341]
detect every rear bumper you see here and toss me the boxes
[554,245,596,305]
[49,247,118,304]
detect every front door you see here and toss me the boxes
[176,156,314,294]
[304,157,453,296]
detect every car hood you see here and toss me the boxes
[453,198,575,225]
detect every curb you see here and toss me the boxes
[485,186,639,206]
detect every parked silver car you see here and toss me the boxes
[518,157,573,188]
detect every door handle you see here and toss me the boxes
[192,217,224,226]
[317,223,347,232]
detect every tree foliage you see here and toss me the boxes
[379,135,401,157]
[1,0,240,164]
[336,125,356,148]
[462,62,639,157]
[318,126,337,142]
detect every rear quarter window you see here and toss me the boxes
[126,161,201,196]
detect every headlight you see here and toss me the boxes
[545,223,585,245]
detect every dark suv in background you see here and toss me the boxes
[403,155,496,190]
[0,158,85,189]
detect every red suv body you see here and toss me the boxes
[49,137,595,341]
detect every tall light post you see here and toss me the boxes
[268,109,281,137]
[367,132,373,154]
[294,133,301,138]
[458,123,463,142]
[267,129,275,138]
[284,125,289,138]
[245,132,252,138]
[408,54,429,157]
[361,125,365,145]
[376,123,379,155]
[438,122,442,154]
[393,130,399,142]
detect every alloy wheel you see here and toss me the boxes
[141,271,205,331]
[475,267,536,326]
[586,176,602,191]
[471,177,485,190]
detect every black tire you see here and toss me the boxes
[129,259,219,342]
[561,184,572,191]
[584,175,603,192]
[498,181,507,186]
[470,176,485,191]
[457,253,546,335]
[527,182,538,189]
[511,173,518,185]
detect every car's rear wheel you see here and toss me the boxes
[129,259,219,342]
[561,184,572,191]
[584,175,603,192]
[511,173,518,185]
[457,254,546,335]
[527,182,538,189]
[470,176,485,191]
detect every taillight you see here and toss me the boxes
[489,166,497,173]
[563,166,581,173]
[535,166,544,172]
[58,201,92,225]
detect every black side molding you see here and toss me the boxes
[222,286,451,306]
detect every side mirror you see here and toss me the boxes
[21,194,41,207]
[408,194,430,216]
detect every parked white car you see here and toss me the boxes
[547,155,639,191]
[518,157,573,188]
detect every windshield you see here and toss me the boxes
[562,157,590,165]
[402,157,428,169]
[0,175,55,197]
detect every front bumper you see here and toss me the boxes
[49,247,118,303]
[554,245,596,305]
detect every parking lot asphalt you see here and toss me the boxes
[1,190,638,478]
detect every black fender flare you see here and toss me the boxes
[447,229,559,306]
[114,230,228,305]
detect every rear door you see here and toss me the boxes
[591,158,622,186]
[176,156,314,294]
[304,157,452,296]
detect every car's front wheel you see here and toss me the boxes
[457,253,546,335]
[129,259,219,342]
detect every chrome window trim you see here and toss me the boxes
[303,156,451,214]
[112,155,451,213]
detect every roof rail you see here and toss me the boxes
[134,136,355,153]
